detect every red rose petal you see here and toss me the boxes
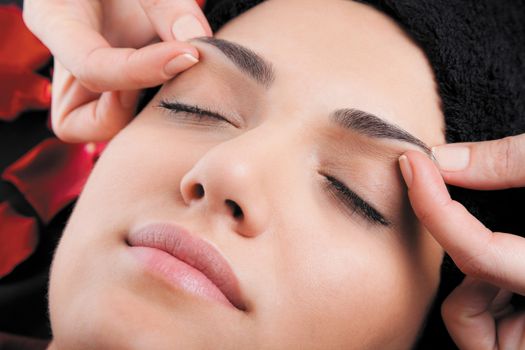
[0,5,50,70]
[0,67,51,120]
[0,5,51,120]
[2,139,98,224]
[0,202,38,278]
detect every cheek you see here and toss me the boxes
[70,117,211,230]
[262,212,441,349]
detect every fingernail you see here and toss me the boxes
[432,145,470,171]
[164,53,199,76]
[172,15,207,41]
[398,155,413,188]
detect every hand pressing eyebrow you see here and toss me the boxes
[194,37,275,87]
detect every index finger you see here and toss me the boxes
[399,150,525,295]
[23,3,199,92]
[432,133,525,190]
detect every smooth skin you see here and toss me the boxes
[47,0,447,349]
[401,134,525,349]
[24,0,525,348]
[22,0,210,142]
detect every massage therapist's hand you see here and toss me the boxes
[23,0,210,142]
[399,133,525,350]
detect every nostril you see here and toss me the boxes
[192,184,205,199]
[225,199,243,219]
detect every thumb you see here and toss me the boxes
[432,133,525,190]
[442,276,513,350]
[139,0,212,42]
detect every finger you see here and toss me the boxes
[51,61,139,143]
[24,4,199,92]
[441,277,500,350]
[53,90,140,143]
[497,311,525,350]
[67,40,199,93]
[399,151,525,294]
[139,0,212,42]
[432,133,525,190]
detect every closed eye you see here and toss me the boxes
[322,174,390,227]
[158,100,238,128]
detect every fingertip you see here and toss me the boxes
[398,154,412,188]
[403,150,445,187]
[164,53,199,76]
[432,144,471,172]
[401,150,452,213]
[398,151,436,187]
[172,14,209,42]
[162,40,200,59]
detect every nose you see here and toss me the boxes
[180,141,271,238]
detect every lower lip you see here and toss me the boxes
[129,246,234,309]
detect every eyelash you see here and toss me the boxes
[322,174,390,226]
[158,100,237,127]
[159,100,389,227]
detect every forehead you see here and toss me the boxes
[211,0,445,146]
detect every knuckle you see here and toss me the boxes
[491,136,520,186]
[440,297,455,322]
[75,64,99,92]
[140,0,194,15]
[139,0,156,6]
[75,48,109,93]
[50,116,71,142]
[50,107,72,141]
[139,0,168,9]
[455,236,493,279]
[457,254,486,277]
[415,205,434,224]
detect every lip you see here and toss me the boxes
[127,223,246,311]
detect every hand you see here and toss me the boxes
[23,0,211,142]
[399,133,525,350]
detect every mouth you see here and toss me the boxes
[126,223,246,311]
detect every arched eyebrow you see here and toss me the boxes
[195,37,275,88]
[195,37,431,155]
[331,109,432,156]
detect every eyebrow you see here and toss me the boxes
[195,37,275,88]
[331,109,432,155]
[196,37,431,155]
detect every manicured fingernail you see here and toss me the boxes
[398,155,413,188]
[164,53,199,76]
[432,145,470,171]
[172,15,207,41]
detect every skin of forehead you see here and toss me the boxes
[209,0,445,149]
[190,37,432,156]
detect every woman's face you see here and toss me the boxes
[49,0,446,349]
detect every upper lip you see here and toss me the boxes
[127,223,246,311]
